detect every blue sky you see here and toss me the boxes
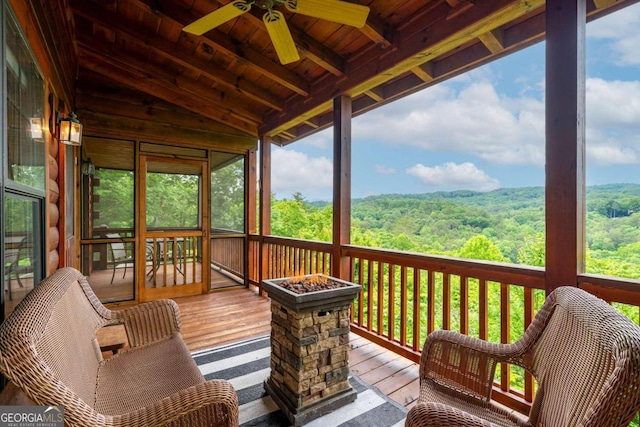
[271,6,640,201]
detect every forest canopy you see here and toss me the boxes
[272,184,640,280]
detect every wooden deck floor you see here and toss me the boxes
[173,286,420,410]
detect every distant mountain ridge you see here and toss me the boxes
[310,183,640,213]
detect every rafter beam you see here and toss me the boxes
[77,34,262,123]
[262,0,545,137]
[133,0,310,96]
[365,87,384,102]
[70,0,284,111]
[478,29,505,54]
[78,45,258,136]
[78,110,256,151]
[411,63,434,82]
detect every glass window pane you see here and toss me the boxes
[4,194,43,317]
[5,10,45,191]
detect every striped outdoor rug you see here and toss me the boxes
[192,335,408,426]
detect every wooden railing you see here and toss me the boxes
[210,234,244,278]
[248,235,332,290]
[343,245,545,413]
[247,235,640,415]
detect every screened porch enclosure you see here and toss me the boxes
[79,137,247,304]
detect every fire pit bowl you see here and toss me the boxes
[262,274,361,426]
[262,274,361,312]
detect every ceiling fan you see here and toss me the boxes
[182,0,370,65]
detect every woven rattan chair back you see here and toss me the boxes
[524,287,640,426]
[408,286,640,427]
[0,268,111,406]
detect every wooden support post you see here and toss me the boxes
[259,137,272,294]
[245,149,257,287]
[545,0,586,293]
[247,149,257,235]
[332,96,352,279]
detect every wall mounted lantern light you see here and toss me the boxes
[58,112,83,146]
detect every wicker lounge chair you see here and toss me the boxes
[405,286,640,427]
[0,267,238,427]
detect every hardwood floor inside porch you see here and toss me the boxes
[173,285,420,411]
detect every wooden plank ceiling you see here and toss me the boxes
[68,0,634,147]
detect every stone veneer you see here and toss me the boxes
[264,300,356,426]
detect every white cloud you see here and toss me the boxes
[354,81,545,166]
[587,6,640,65]
[586,78,640,165]
[588,144,639,165]
[406,162,500,192]
[587,78,640,126]
[375,165,396,175]
[271,148,332,198]
[296,131,331,149]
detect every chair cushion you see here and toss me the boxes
[94,332,204,415]
[419,379,530,427]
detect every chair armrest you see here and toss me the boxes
[112,299,181,347]
[110,380,239,427]
[421,330,525,403]
[406,402,501,427]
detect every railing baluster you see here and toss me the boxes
[413,268,421,351]
[367,259,374,331]
[443,273,451,331]
[500,283,511,392]
[400,266,408,347]
[427,269,435,335]
[388,264,396,341]
[357,258,364,327]
[479,278,488,340]
[524,287,535,402]
[460,275,468,335]
[377,262,384,335]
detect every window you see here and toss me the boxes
[2,3,46,319]
[5,4,45,192]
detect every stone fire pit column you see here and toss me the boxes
[262,275,361,426]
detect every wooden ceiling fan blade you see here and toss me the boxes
[263,11,300,65]
[286,0,370,28]
[183,1,251,35]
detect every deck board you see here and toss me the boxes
[173,285,420,409]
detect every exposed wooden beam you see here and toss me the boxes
[76,34,262,124]
[70,0,284,111]
[446,0,475,20]
[365,87,384,102]
[592,0,620,7]
[76,91,247,136]
[478,29,505,54]
[132,0,310,96]
[263,0,545,137]
[411,63,435,82]
[78,46,258,136]
[78,110,256,152]
[360,14,393,49]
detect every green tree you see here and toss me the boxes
[458,235,506,262]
